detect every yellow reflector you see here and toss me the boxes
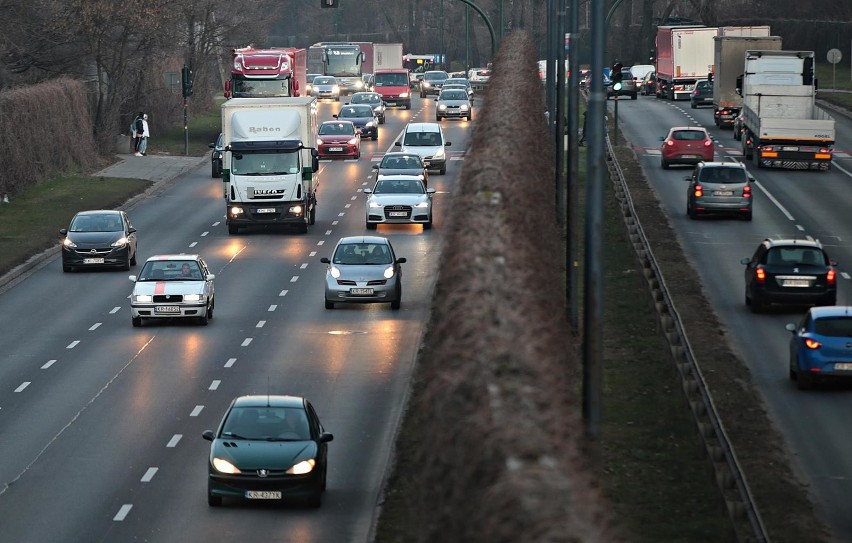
[815,153,832,160]
[761,152,778,158]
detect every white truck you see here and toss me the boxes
[221,97,319,234]
[373,43,403,71]
[655,26,718,100]
[712,31,781,128]
[738,50,834,171]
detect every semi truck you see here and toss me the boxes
[712,32,781,128]
[738,50,834,171]
[225,47,306,99]
[655,26,719,100]
[309,42,368,95]
[221,97,319,234]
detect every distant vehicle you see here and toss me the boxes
[395,122,451,174]
[641,71,657,96]
[786,306,852,389]
[419,70,450,98]
[372,68,412,109]
[208,133,223,178]
[363,175,436,230]
[311,75,340,101]
[60,210,138,272]
[129,254,215,326]
[659,126,714,169]
[741,238,837,313]
[629,64,655,91]
[690,80,713,109]
[371,152,429,186]
[467,67,491,92]
[316,120,361,159]
[348,92,386,124]
[334,104,380,141]
[305,73,322,94]
[225,47,306,99]
[320,236,406,309]
[443,78,474,100]
[203,395,333,507]
[435,88,472,121]
[361,73,374,91]
[607,68,637,99]
[685,161,753,221]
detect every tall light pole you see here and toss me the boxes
[465,5,470,74]
[440,0,444,69]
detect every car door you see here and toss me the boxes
[122,212,138,255]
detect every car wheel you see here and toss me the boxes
[373,133,378,141]
[690,102,696,109]
[797,370,813,390]
[687,202,696,219]
[62,262,73,273]
[355,150,360,159]
[206,301,214,320]
[309,205,316,225]
[325,300,334,309]
[789,358,797,381]
[405,103,411,110]
[366,221,377,230]
[439,166,446,175]
[212,165,219,178]
[132,316,141,327]
[661,158,669,170]
[208,486,222,507]
[827,295,838,306]
[742,210,753,221]
[423,217,432,230]
[122,256,131,271]
[631,93,637,100]
[380,117,385,125]
[391,297,401,310]
[436,115,441,121]
[199,309,208,326]
[228,224,239,235]
[467,114,472,121]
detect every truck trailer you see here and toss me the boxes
[655,26,719,100]
[372,43,404,71]
[738,50,834,171]
[712,33,781,128]
[225,47,306,99]
[222,97,319,234]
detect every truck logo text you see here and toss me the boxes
[248,126,282,134]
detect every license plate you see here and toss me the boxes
[834,363,852,371]
[388,211,408,217]
[329,147,343,152]
[782,146,799,151]
[350,288,374,295]
[713,191,734,196]
[256,208,276,213]
[245,491,282,500]
[83,258,105,264]
[681,155,700,159]
[155,305,180,313]
[782,280,809,287]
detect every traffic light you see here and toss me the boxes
[181,64,193,97]
[321,0,338,7]
[611,61,623,90]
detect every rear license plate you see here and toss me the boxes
[245,491,282,500]
[155,306,180,313]
[834,363,852,371]
[713,191,734,196]
[256,208,276,213]
[782,146,799,151]
[681,155,700,159]
[329,147,343,152]
[388,211,408,217]
[350,288,374,295]
[83,258,105,264]
[782,280,809,287]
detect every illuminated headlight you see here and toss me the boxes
[286,459,316,475]
[63,238,77,248]
[460,104,469,111]
[134,294,153,303]
[332,85,340,92]
[347,138,358,145]
[369,200,383,208]
[230,206,244,216]
[383,266,395,279]
[289,205,304,215]
[400,92,409,98]
[329,266,341,279]
[438,105,447,111]
[317,138,324,147]
[355,81,364,89]
[212,457,241,474]
[414,201,430,208]
[306,84,313,92]
[422,82,431,88]
[366,122,375,128]
[111,237,128,248]
[184,294,202,302]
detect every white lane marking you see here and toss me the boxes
[325,230,333,235]
[797,225,805,231]
[225,358,236,368]
[279,290,289,297]
[241,338,253,347]
[351,195,358,200]
[14,382,30,393]
[141,467,158,482]
[113,504,133,521]
[89,323,101,331]
[209,380,221,390]
[309,251,317,257]
[332,221,339,226]
[166,435,182,448]
[189,241,198,248]
[110,307,121,314]
[201,231,209,237]
[290,276,299,283]
[67,341,80,349]
[832,160,852,178]
[344,203,352,209]
[268,305,277,311]
[753,180,795,221]
[212,221,221,226]
[256,321,266,328]
[41,360,57,370]
[338,212,345,217]
[190,405,204,417]
[317,240,325,246]
[300,263,308,269]
[842,272,851,280]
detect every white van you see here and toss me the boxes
[395,123,452,175]
[629,64,655,93]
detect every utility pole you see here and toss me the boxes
[465,5,470,75]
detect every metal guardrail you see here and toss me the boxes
[605,139,770,543]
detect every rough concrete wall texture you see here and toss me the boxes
[406,31,616,542]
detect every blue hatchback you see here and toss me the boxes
[787,306,852,390]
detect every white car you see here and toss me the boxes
[394,122,451,175]
[364,175,435,230]
[129,254,215,327]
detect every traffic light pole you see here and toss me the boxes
[184,96,189,157]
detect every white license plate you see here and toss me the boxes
[245,491,282,500]
[256,208,276,213]
[329,147,343,152]
[834,363,852,371]
[713,191,734,196]
[782,146,799,151]
[388,211,408,217]
[155,306,180,313]
[782,280,810,287]
[350,288,374,295]
[83,258,105,264]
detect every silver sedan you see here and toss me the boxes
[320,236,406,310]
[435,89,472,121]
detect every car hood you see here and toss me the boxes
[340,117,374,127]
[369,194,429,206]
[401,145,443,158]
[210,439,317,469]
[67,231,125,246]
[132,280,207,296]
[319,135,356,143]
[378,168,424,177]
[438,99,470,106]
[331,264,394,280]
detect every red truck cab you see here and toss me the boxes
[372,69,411,110]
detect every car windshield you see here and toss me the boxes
[424,72,448,81]
[221,406,310,441]
[333,243,393,265]
[699,168,746,183]
[374,178,425,194]
[440,90,468,100]
[338,106,373,118]
[403,131,441,146]
[351,94,380,105]
[319,122,355,135]
[231,151,299,175]
[70,213,122,232]
[138,260,201,281]
[374,73,409,86]
[381,155,423,169]
[315,77,335,85]
[696,81,711,90]
[672,130,707,141]
[813,317,852,337]
[444,79,469,87]
[765,247,826,267]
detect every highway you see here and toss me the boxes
[613,94,852,539]
[0,95,473,542]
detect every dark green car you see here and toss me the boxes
[203,395,333,507]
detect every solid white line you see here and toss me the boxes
[241,338,253,347]
[190,405,203,417]
[753,180,795,221]
[41,360,57,370]
[113,504,133,521]
[256,321,266,328]
[225,358,236,368]
[166,435,182,448]
[300,263,308,269]
[110,307,121,314]
[209,380,221,390]
[141,467,158,482]
[89,323,101,331]
[831,160,852,178]
[290,276,299,283]
[201,231,209,237]
[189,241,198,248]
[268,305,277,311]
[14,382,30,393]
[66,341,80,349]
[279,290,288,296]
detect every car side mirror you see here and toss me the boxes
[59,228,68,236]
[434,97,438,101]
[785,323,797,333]
[394,141,401,147]
[128,227,136,234]
[830,260,839,266]
[311,149,319,172]
[207,274,215,281]
[444,142,451,146]
[371,164,379,169]
[129,275,137,282]
[332,114,338,119]
[426,188,436,194]
[320,257,331,264]
[208,143,215,149]
[396,257,407,264]
[202,430,215,441]
[739,257,751,265]
[320,432,334,443]
[363,188,373,194]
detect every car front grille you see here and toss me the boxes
[153,294,184,303]
[384,205,412,219]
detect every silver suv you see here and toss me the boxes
[607,69,637,100]
[685,161,753,221]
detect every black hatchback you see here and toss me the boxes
[690,80,713,109]
[60,210,138,272]
[741,238,838,313]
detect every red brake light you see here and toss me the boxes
[763,145,774,151]
[665,140,674,146]
[693,185,703,197]
[704,139,712,147]
[742,185,752,198]
[755,266,766,284]
[827,269,836,285]
[804,338,821,350]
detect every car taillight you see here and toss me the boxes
[665,140,674,147]
[692,90,698,95]
[827,269,836,285]
[742,185,752,198]
[763,145,774,152]
[745,137,752,146]
[804,338,821,350]
[703,139,712,147]
[693,185,703,197]
[755,266,766,284]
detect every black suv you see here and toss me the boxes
[741,239,838,313]
[690,80,713,109]
[419,70,449,98]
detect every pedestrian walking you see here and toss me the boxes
[135,113,150,156]
[130,112,142,153]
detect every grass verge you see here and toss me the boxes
[149,97,223,157]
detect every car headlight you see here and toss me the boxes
[383,266,395,279]
[366,122,375,128]
[134,294,153,303]
[184,294,202,302]
[329,265,341,279]
[355,81,364,89]
[422,82,431,88]
[317,138,324,147]
[400,92,409,98]
[63,238,77,248]
[347,137,358,145]
[414,201,430,208]
[111,237,128,248]
[438,105,447,110]
[230,206,244,217]
[286,459,316,475]
[460,104,469,111]
[289,205,303,215]
[369,200,383,208]
[434,148,446,159]
[212,457,241,474]
[333,85,340,92]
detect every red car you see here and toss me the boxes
[660,126,714,169]
[317,120,361,159]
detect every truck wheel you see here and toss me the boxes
[309,206,316,225]
[366,222,377,230]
